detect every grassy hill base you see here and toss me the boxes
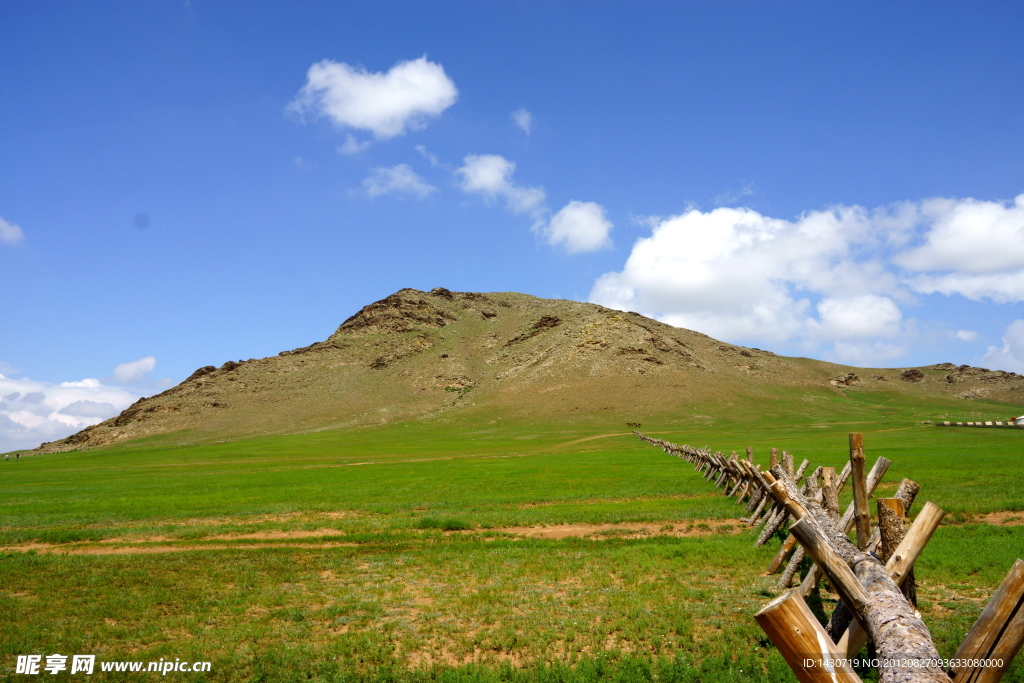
[3,385,1024,681]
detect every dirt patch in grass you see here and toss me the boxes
[475,519,746,540]
[0,541,359,555]
[966,511,1024,525]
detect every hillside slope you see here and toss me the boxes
[36,288,1024,453]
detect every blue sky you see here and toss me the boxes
[2,1,1024,450]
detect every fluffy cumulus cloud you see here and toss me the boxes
[589,205,908,364]
[0,356,168,452]
[982,320,1024,373]
[590,193,1024,366]
[1,216,25,245]
[545,201,613,253]
[456,154,612,253]
[0,376,138,452]
[896,194,1024,302]
[289,56,457,146]
[510,108,533,134]
[362,164,436,199]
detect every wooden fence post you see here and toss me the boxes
[755,589,862,683]
[773,474,950,682]
[834,502,946,659]
[849,433,871,549]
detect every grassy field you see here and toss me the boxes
[3,392,1024,681]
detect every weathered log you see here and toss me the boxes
[850,433,872,549]
[770,446,779,469]
[756,462,820,547]
[827,480,921,639]
[745,484,764,514]
[779,546,806,588]
[822,466,840,519]
[952,558,1024,683]
[783,450,795,480]
[798,456,892,597]
[834,502,946,660]
[795,458,811,482]
[769,534,800,574]
[771,469,949,683]
[754,589,863,683]
[756,503,787,546]
[769,462,852,574]
[745,494,768,525]
[878,498,907,563]
[745,445,753,463]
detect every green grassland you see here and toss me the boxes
[3,389,1024,681]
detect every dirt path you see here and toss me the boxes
[542,433,631,452]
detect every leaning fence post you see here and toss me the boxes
[835,501,946,658]
[797,456,891,597]
[849,433,871,549]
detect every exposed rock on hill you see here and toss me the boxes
[34,288,1024,453]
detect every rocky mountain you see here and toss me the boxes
[35,288,1024,453]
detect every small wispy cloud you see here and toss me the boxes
[0,217,25,246]
[362,164,437,199]
[415,145,440,167]
[338,134,371,156]
[510,108,533,135]
[713,181,755,207]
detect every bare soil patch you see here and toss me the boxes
[967,511,1024,525]
[0,541,358,556]
[475,519,746,540]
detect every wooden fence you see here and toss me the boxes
[634,431,1024,683]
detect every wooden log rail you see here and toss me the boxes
[633,430,1024,682]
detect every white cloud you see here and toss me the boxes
[362,164,436,199]
[816,295,902,340]
[510,108,533,135]
[456,154,546,222]
[545,200,613,253]
[0,355,175,451]
[110,356,157,385]
[589,193,1024,365]
[589,205,907,364]
[415,144,440,167]
[1,217,25,246]
[982,320,1024,373]
[456,154,614,255]
[0,374,142,453]
[58,400,117,418]
[713,181,755,207]
[289,56,457,140]
[828,341,907,367]
[897,194,1024,302]
[338,134,371,156]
